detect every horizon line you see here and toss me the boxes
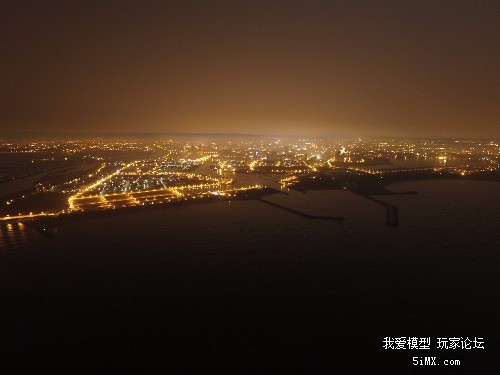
[1,129,499,140]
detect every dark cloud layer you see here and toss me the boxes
[1,0,498,137]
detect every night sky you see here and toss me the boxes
[1,1,498,137]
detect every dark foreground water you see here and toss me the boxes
[1,181,499,374]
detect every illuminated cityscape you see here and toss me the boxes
[2,1,499,373]
[1,136,498,223]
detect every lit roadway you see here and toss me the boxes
[327,157,379,175]
[0,212,57,222]
[69,161,137,210]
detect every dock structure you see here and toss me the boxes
[258,198,345,221]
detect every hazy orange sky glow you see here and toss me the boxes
[1,1,499,137]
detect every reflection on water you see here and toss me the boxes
[0,221,44,250]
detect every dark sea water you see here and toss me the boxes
[1,180,499,373]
